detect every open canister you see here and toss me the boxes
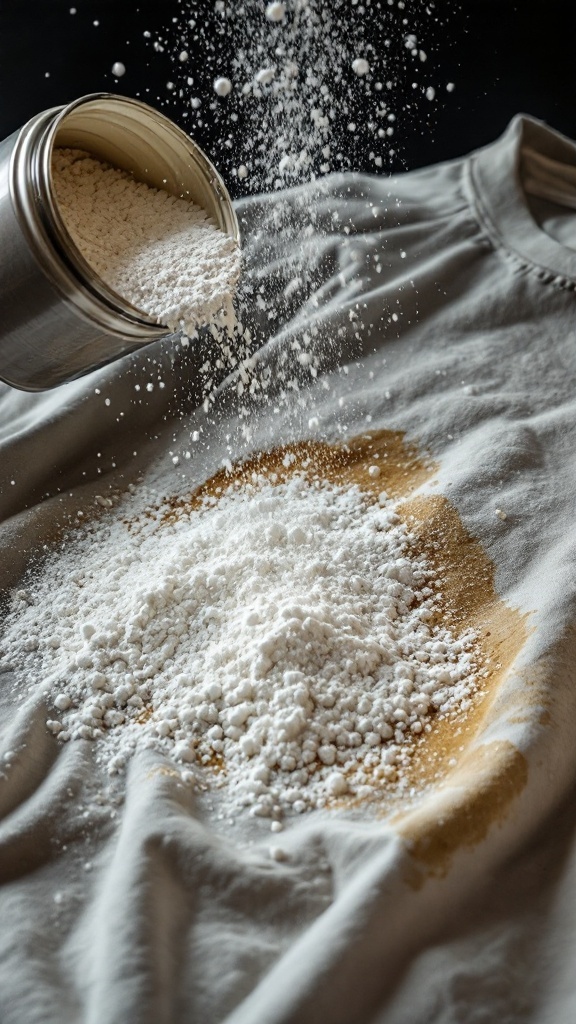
[0,92,240,391]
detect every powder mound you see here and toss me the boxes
[51,147,240,337]
[2,473,480,820]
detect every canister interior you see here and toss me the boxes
[22,93,240,332]
[50,94,239,242]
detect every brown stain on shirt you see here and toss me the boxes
[398,740,529,886]
[387,494,531,882]
[162,428,532,875]
[163,428,431,522]
[393,494,530,782]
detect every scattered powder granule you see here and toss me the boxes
[213,76,232,97]
[50,148,240,337]
[2,472,481,822]
[255,67,276,86]
[265,2,286,22]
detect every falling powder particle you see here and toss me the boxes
[265,2,286,22]
[352,57,370,76]
[255,67,276,85]
[425,86,436,101]
[111,62,126,77]
[213,77,232,97]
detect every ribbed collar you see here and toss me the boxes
[468,114,576,285]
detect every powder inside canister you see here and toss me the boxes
[51,148,240,337]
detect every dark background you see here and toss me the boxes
[0,0,575,197]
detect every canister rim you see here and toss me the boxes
[9,93,240,340]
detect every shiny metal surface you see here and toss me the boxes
[0,94,239,391]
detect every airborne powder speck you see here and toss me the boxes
[213,76,232,97]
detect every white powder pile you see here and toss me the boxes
[1,471,480,822]
[51,148,240,337]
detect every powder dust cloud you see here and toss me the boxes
[133,0,460,193]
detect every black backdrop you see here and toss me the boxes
[0,0,575,197]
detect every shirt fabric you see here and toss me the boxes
[1,113,576,1024]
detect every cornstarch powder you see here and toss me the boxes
[2,470,480,823]
[141,0,459,190]
[51,148,240,337]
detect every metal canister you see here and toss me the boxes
[0,93,240,391]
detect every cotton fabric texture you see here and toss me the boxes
[2,114,576,1023]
